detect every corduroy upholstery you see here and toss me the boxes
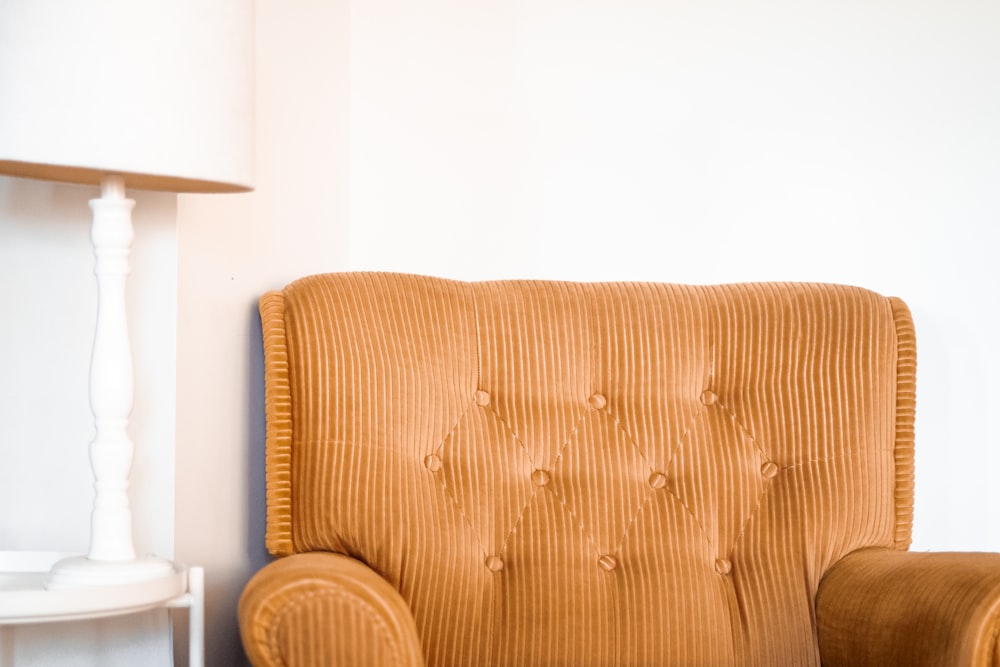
[239,272,1000,666]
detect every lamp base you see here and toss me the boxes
[45,555,176,590]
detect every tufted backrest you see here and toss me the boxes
[259,273,916,667]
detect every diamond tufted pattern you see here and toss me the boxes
[246,273,916,666]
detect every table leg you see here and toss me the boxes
[188,567,204,667]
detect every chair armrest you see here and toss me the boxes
[239,552,425,667]
[817,548,1000,666]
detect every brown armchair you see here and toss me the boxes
[239,272,1000,666]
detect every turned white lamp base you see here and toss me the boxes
[44,175,170,590]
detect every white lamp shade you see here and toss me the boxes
[0,0,254,193]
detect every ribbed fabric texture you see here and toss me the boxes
[254,273,913,666]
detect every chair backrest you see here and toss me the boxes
[259,273,916,666]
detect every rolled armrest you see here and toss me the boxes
[817,548,1000,666]
[239,552,425,667]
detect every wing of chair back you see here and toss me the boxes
[239,273,1000,667]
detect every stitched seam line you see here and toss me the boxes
[266,587,403,667]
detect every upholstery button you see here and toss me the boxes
[531,469,550,487]
[700,390,717,406]
[648,472,668,489]
[598,555,618,572]
[424,454,442,472]
[588,393,607,410]
[761,461,780,480]
[715,558,732,575]
[485,555,504,572]
[474,390,491,407]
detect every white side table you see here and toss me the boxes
[0,551,203,667]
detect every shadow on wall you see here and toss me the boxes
[172,303,271,667]
[235,303,273,664]
[247,302,271,573]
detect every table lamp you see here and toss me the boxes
[0,0,253,587]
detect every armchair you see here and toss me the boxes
[239,272,1000,666]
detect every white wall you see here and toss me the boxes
[0,178,176,664]
[4,1,992,666]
